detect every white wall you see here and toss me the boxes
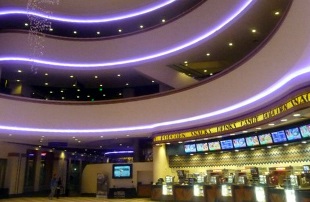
[81,162,153,194]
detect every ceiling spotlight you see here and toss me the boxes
[228,42,233,46]
[206,53,210,56]
[140,25,144,29]
[25,23,29,26]
[117,74,121,77]
[73,31,77,34]
[96,31,100,35]
[274,11,280,15]
[118,29,122,32]
[281,119,287,122]
[49,28,53,31]
[251,29,256,33]
[293,114,301,117]
[162,19,166,23]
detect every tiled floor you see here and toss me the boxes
[0,197,152,202]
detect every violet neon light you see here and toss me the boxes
[0,0,176,23]
[104,151,134,155]
[0,0,253,70]
[0,66,309,134]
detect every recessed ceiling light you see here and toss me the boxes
[166,142,170,145]
[18,70,22,73]
[87,95,90,98]
[70,75,74,78]
[126,83,129,86]
[242,131,248,133]
[206,53,210,56]
[162,19,166,23]
[204,70,208,73]
[73,31,77,34]
[72,84,76,87]
[267,146,272,149]
[49,91,53,94]
[94,75,98,79]
[96,31,100,35]
[152,80,155,83]
[256,127,262,130]
[274,11,280,15]
[251,29,256,33]
[184,61,188,64]
[228,42,233,46]
[45,73,48,76]
[235,150,239,152]
[16,80,20,82]
[49,28,53,31]
[281,119,287,122]
[60,90,64,93]
[302,141,307,144]
[24,23,29,26]
[103,94,106,97]
[117,74,121,77]
[210,73,213,76]
[268,123,275,126]
[77,96,80,98]
[284,143,288,146]
[118,29,122,32]
[178,141,183,144]
[45,83,48,86]
[62,97,65,100]
[140,25,144,29]
[293,114,301,117]
[119,93,122,96]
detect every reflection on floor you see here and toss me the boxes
[0,197,152,202]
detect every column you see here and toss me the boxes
[5,153,25,195]
[152,144,171,183]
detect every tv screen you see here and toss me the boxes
[300,124,310,138]
[258,133,273,145]
[233,137,247,148]
[304,165,310,173]
[271,130,287,143]
[184,144,197,153]
[220,139,234,150]
[245,136,260,146]
[196,142,209,152]
[285,127,302,141]
[112,164,133,179]
[208,141,221,151]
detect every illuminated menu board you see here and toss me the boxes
[233,137,247,148]
[208,141,221,151]
[285,127,302,141]
[196,142,209,152]
[299,124,310,138]
[220,139,234,150]
[271,130,287,143]
[184,144,197,153]
[245,136,260,146]
[258,133,273,145]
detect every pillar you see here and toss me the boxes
[152,144,172,183]
[5,153,26,195]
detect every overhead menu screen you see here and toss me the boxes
[233,137,247,148]
[208,141,221,151]
[220,139,234,150]
[271,130,287,143]
[300,124,310,138]
[196,143,209,152]
[285,127,302,141]
[258,133,273,145]
[184,144,197,153]
[245,136,260,146]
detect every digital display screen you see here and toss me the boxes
[208,141,221,151]
[233,137,247,148]
[304,165,310,173]
[220,139,234,150]
[112,164,132,179]
[300,124,310,138]
[184,144,197,153]
[245,136,260,146]
[196,142,209,152]
[285,127,302,141]
[271,130,287,143]
[258,133,273,145]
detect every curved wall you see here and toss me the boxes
[0,1,309,138]
[0,0,248,69]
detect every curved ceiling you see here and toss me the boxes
[0,0,291,101]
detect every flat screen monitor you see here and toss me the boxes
[184,144,197,153]
[285,127,302,141]
[233,137,247,148]
[304,165,310,173]
[112,164,133,179]
[258,133,273,145]
[208,141,221,151]
[245,136,260,146]
[271,130,287,143]
[220,139,234,150]
[299,124,310,138]
[196,142,209,152]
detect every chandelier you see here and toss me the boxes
[27,0,59,74]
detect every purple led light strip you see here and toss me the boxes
[0,66,309,134]
[104,151,134,155]
[0,0,176,23]
[0,0,253,69]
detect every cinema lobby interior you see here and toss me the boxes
[1,0,310,201]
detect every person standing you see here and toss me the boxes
[56,177,62,199]
[49,174,58,200]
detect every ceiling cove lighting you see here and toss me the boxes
[0,66,309,134]
[0,0,176,23]
[0,0,254,70]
